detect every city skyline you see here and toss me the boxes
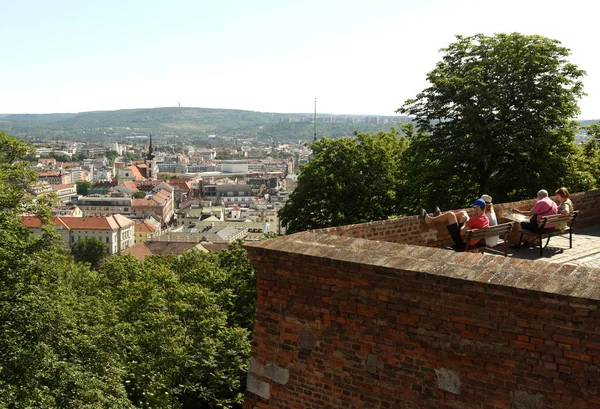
[2,0,599,119]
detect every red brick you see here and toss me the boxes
[244,194,600,409]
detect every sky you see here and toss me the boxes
[1,0,599,119]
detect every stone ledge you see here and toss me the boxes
[246,230,600,301]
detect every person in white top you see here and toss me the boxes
[481,194,499,246]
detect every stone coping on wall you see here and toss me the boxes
[245,230,600,301]
[311,190,600,248]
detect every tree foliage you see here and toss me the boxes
[0,131,132,408]
[97,242,254,409]
[279,129,408,233]
[76,180,92,195]
[0,130,258,408]
[71,237,108,270]
[105,149,118,166]
[571,122,600,189]
[398,33,587,210]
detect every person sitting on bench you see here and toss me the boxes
[481,194,498,246]
[422,198,489,250]
[554,187,574,233]
[511,189,558,247]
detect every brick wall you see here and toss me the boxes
[244,190,600,409]
[316,190,600,248]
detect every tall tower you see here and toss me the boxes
[145,133,159,180]
[313,98,317,142]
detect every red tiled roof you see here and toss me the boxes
[135,220,158,233]
[122,242,153,260]
[132,189,171,207]
[118,180,139,192]
[60,216,120,230]
[22,215,71,229]
[128,165,144,180]
[50,183,75,191]
[201,243,230,252]
[112,214,135,228]
[21,216,44,229]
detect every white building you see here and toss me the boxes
[221,160,249,173]
[22,214,135,254]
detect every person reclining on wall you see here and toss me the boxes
[510,189,558,248]
[421,198,489,250]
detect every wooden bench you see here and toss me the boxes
[517,210,579,256]
[463,222,515,256]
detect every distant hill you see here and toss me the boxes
[3,107,594,145]
[579,119,600,127]
[3,113,79,123]
[0,107,410,144]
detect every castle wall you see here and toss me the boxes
[315,190,600,248]
[244,228,600,409]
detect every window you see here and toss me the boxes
[106,237,109,243]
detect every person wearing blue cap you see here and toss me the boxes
[421,198,490,250]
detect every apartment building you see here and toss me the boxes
[72,195,134,217]
[22,214,135,254]
[131,188,174,227]
[37,170,72,185]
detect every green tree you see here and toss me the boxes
[279,129,408,233]
[123,151,141,161]
[0,131,132,408]
[398,33,587,210]
[1,130,257,408]
[72,152,89,161]
[76,180,92,195]
[569,122,600,190]
[132,190,147,198]
[49,152,72,163]
[71,237,108,270]
[98,246,254,409]
[105,149,118,166]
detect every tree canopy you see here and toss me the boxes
[76,180,92,195]
[0,130,257,408]
[0,131,132,407]
[277,34,598,233]
[398,33,588,209]
[279,129,408,233]
[71,237,108,270]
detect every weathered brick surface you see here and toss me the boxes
[315,190,600,247]
[244,222,600,409]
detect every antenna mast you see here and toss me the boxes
[313,98,317,141]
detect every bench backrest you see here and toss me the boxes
[464,221,514,242]
[540,210,579,229]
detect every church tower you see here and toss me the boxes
[145,133,159,180]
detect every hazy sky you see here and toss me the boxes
[1,0,599,118]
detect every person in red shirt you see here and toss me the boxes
[422,198,490,250]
